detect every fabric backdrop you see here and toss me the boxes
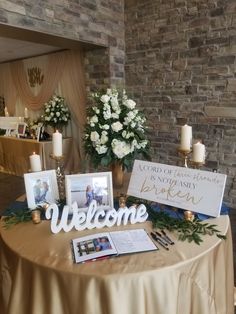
[0,50,87,170]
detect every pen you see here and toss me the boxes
[150,232,169,251]
[161,230,175,245]
[155,232,169,246]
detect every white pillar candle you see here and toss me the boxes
[29,152,42,172]
[4,107,9,117]
[180,124,192,151]
[24,107,28,118]
[192,142,205,163]
[52,130,62,157]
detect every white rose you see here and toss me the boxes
[100,94,110,103]
[90,131,100,142]
[124,99,136,109]
[50,112,54,116]
[56,112,60,117]
[96,145,108,154]
[111,121,123,132]
[90,115,98,123]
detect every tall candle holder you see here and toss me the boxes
[50,154,65,201]
[190,161,205,169]
[177,148,192,168]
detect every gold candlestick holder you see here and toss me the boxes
[50,154,65,201]
[190,161,205,169]
[177,148,192,168]
[184,210,195,222]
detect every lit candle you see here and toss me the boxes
[180,124,192,151]
[24,107,28,118]
[52,130,62,157]
[29,152,42,172]
[4,107,9,117]
[184,210,195,221]
[192,142,205,163]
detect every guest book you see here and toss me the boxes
[71,228,158,263]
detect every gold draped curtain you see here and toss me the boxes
[0,50,87,168]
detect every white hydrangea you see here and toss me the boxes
[111,113,119,119]
[111,139,131,159]
[96,145,108,154]
[111,96,119,110]
[111,121,123,132]
[103,109,112,120]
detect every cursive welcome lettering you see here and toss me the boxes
[45,200,148,234]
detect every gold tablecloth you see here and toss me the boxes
[0,136,79,176]
[0,216,234,314]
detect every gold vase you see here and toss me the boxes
[111,162,124,188]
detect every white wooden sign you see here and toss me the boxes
[45,200,148,234]
[127,160,227,217]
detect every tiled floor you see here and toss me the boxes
[0,171,235,286]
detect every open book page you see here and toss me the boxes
[110,229,158,255]
[71,232,118,264]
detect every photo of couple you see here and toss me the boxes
[33,178,51,204]
[85,182,107,207]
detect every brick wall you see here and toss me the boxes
[0,0,125,91]
[125,0,236,207]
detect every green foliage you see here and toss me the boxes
[2,207,32,229]
[126,196,226,245]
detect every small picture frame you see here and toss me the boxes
[65,172,113,211]
[35,125,42,141]
[17,122,27,137]
[24,170,59,209]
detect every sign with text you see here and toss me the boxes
[127,160,227,217]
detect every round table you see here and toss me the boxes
[0,215,234,314]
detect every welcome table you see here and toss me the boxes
[0,136,79,176]
[0,212,234,314]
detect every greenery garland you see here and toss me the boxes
[126,196,226,245]
[3,207,33,229]
[2,198,226,245]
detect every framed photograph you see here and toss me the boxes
[24,170,59,209]
[17,122,27,137]
[35,125,41,141]
[65,172,113,211]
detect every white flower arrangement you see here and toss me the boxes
[42,95,71,129]
[84,88,150,170]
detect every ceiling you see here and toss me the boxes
[0,24,102,64]
[0,36,63,64]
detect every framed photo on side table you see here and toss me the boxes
[24,170,59,209]
[17,122,27,137]
[65,172,113,211]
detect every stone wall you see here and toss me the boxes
[0,0,125,91]
[125,0,236,207]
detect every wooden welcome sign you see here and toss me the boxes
[127,160,227,217]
